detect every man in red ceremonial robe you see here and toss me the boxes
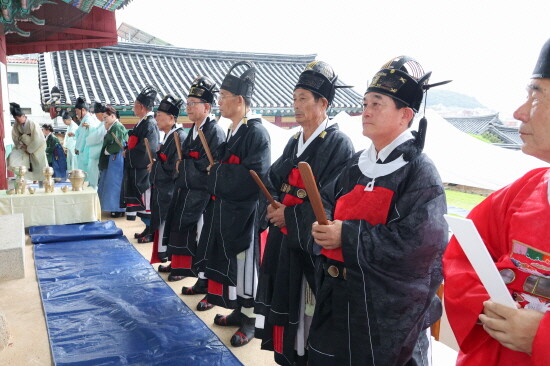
[443,39,550,366]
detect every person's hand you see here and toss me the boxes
[82,122,89,128]
[266,201,286,228]
[479,300,545,354]
[175,159,182,173]
[67,132,75,137]
[147,161,154,172]
[312,220,342,249]
[122,150,126,158]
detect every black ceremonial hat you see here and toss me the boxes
[74,97,88,110]
[532,38,550,79]
[220,61,256,100]
[295,61,341,104]
[10,102,23,117]
[158,94,183,118]
[93,101,106,114]
[136,86,157,109]
[188,76,218,104]
[367,56,428,112]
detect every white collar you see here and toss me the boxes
[358,130,415,191]
[135,111,154,128]
[375,129,415,162]
[296,117,334,157]
[193,116,208,140]
[229,111,257,138]
[162,125,176,144]
[107,120,119,132]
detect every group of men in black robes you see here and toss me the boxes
[115,55,449,366]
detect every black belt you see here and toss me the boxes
[280,182,308,199]
[323,262,347,280]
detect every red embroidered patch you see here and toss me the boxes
[159,153,167,162]
[188,151,200,160]
[273,325,284,353]
[127,135,138,149]
[222,154,240,164]
[171,255,192,269]
[208,280,223,296]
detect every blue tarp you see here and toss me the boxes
[33,223,242,366]
[29,221,123,243]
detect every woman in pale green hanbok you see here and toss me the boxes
[85,102,108,188]
[62,111,78,172]
[74,98,100,184]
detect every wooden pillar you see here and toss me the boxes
[0,27,7,190]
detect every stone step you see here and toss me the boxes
[0,213,25,281]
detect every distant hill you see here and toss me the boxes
[426,90,486,109]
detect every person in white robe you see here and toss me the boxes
[8,102,47,181]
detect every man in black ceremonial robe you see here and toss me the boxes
[254,61,354,366]
[310,56,449,365]
[194,61,271,347]
[148,94,187,264]
[121,86,160,242]
[159,77,225,290]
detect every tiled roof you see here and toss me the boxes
[39,43,362,116]
[443,113,521,147]
[443,114,502,135]
[486,125,522,145]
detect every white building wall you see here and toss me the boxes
[7,61,52,126]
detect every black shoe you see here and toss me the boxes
[197,296,215,311]
[230,316,255,347]
[126,215,136,221]
[110,212,125,218]
[158,264,171,273]
[214,308,243,327]
[182,278,208,295]
[135,226,150,239]
[168,274,185,282]
[137,233,153,243]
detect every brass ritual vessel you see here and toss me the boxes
[13,166,27,194]
[68,169,87,191]
[43,167,55,193]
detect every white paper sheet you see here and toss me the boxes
[444,215,517,308]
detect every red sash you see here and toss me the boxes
[322,184,394,262]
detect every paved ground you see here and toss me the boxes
[0,213,459,365]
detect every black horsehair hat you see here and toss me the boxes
[74,97,88,110]
[158,94,184,118]
[532,38,550,79]
[294,61,351,105]
[220,61,256,100]
[188,76,218,104]
[367,55,451,152]
[136,86,158,109]
[93,101,106,114]
[10,102,23,117]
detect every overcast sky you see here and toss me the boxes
[117,1,550,119]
